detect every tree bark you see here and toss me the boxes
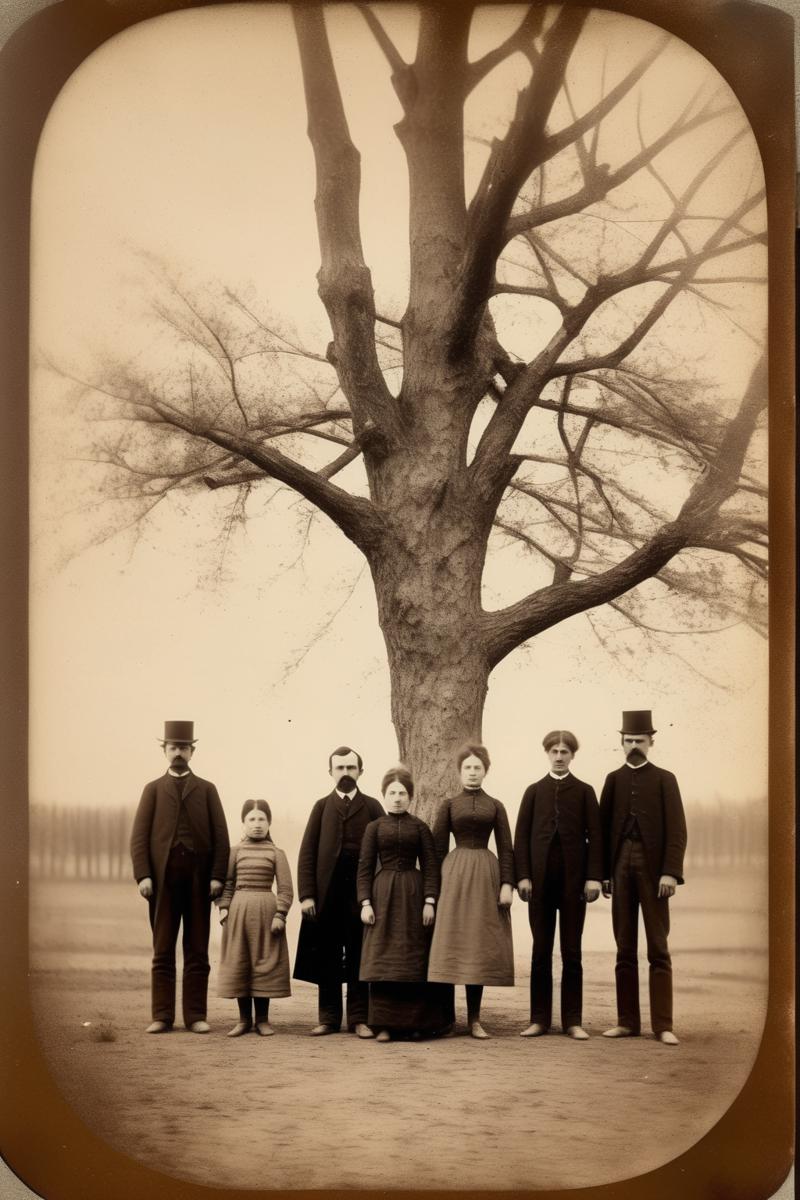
[366,444,493,828]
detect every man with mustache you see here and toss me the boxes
[293,746,384,1037]
[130,721,229,1034]
[600,711,687,1045]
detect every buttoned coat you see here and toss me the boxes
[293,788,384,984]
[599,762,687,887]
[130,771,230,922]
[296,788,385,908]
[513,773,603,898]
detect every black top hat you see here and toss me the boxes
[159,720,197,745]
[619,710,656,735]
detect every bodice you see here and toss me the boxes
[434,790,515,885]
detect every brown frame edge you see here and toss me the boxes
[0,1,794,1198]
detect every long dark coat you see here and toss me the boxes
[599,762,687,886]
[129,771,230,924]
[513,773,603,898]
[293,788,384,984]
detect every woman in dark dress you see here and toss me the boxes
[357,767,452,1041]
[427,743,515,1038]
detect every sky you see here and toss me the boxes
[28,3,769,836]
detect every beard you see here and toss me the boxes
[626,749,647,765]
[337,774,357,794]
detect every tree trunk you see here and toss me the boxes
[368,449,492,829]
[385,636,489,831]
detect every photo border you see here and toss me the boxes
[1,0,794,1196]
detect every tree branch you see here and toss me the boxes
[505,100,735,241]
[451,7,588,354]
[539,32,670,165]
[292,4,397,438]
[151,397,383,552]
[549,188,765,379]
[356,4,407,75]
[482,355,767,666]
[465,6,544,94]
[203,439,363,490]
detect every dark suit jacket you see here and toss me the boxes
[294,788,385,984]
[513,774,602,898]
[296,789,385,912]
[130,771,230,920]
[599,762,687,886]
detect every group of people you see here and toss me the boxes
[130,711,687,1046]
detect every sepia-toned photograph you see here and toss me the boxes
[0,0,793,1197]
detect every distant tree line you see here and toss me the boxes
[29,800,766,880]
[683,801,768,869]
[30,805,132,880]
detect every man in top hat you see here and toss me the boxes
[293,746,384,1037]
[599,711,687,1044]
[130,721,230,1033]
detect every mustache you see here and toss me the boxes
[626,749,646,764]
[337,775,357,794]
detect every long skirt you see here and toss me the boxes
[368,981,455,1033]
[427,848,514,985]
[360,867,454,1032]
[360,867,429,981]
[218,888,291,998]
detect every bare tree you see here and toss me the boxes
[59,6,767,823]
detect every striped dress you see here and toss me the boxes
[217,839,294,998]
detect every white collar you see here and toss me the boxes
[549,771,571,781]
[625,760,648,770]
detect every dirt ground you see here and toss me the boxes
[27,866,767,1191]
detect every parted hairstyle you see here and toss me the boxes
[380,765,414,797]
[241,798,274,841]
[456,742,491,771]
[328,745,364,771]
[542,730,579,753]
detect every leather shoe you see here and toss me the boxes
[375,1029,391,1042]
[255,1022,275,1036]
[566,1025,590,1040]
[145,1020,171,1034]
[657,1030,680,1045]
[354,1023,374,1039]
[469,1021,491,1039]
[310,1023,337,1036]
[520,1023,547,1037]
[602,1025,636,1038]
[226,1021,251,1037]
[189,1020,211,1034]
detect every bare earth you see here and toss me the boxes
[28,866,767,1191]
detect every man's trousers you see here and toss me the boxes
[148,842,211,1026]
[528,837,586,1030]
[611,838,673,1035]
[316,852,369,1028]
